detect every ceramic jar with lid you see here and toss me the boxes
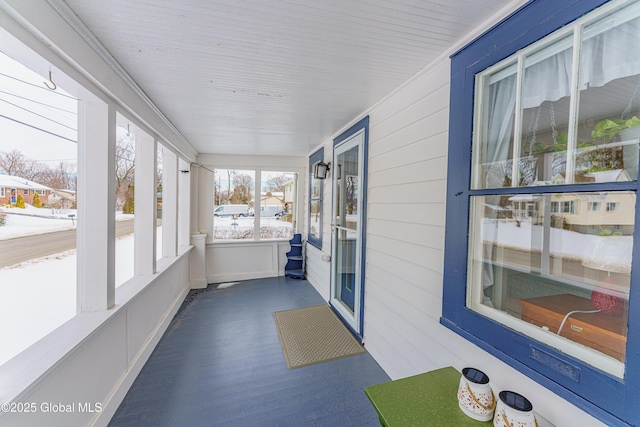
[457,367,496,422]
[493,390,538,427]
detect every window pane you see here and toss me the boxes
[309,200,321,241]
[520,36,573,186]
[260,171,295,239]
[213,169,254,240]
[473,64,517,189]
[575,5,640,183]
[468,191,633,371]
[115,114,135,287]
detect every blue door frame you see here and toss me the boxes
[329,116,369,341]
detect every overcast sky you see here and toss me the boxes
[0,51,78,168]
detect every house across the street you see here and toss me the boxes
[0,175,51,206]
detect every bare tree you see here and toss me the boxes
[115,131,136,208]
[231,172,254,205]
[39,161,77,190]
[263,174,291,193]
[0,149,46,180]
[0,150,76,188]
[0,150,27,175]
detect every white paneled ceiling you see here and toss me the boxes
[60,0,516,156]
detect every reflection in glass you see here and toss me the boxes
[336,145,359,230]
[334,142,360,313]
[335,228,356,312]
[311,173,321,199]
[309,200,321,240]
[469,192,633,363]
[576,6,640,183]
[520,36,573,185]
[474,3,640,189]
[474,64,517,189]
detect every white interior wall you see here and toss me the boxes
[303,57,606,427]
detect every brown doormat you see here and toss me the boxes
[273,304,366,369]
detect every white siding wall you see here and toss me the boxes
[364,57,451,378]
[305,59,605,426]
[305,244,330,301]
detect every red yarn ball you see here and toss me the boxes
[591,286,625,315]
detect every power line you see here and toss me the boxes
[0,114,77,143]
[0,98,76,131]
[0,71,77,100]
[0,89,76,114]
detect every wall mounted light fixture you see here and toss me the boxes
[313,161,331,179]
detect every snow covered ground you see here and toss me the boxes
[0,204,135,240]
[213,216,293,239]
[0,205,77,240]
[0,207,153,366]
[481,219,632,272]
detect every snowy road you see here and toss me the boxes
[0,219,134,268]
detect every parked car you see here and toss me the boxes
[214,204,249,217]
[260,205,284,217]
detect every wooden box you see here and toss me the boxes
[518,294,627,361]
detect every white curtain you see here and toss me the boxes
[480,9,640,295]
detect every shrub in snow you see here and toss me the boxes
[33,192,41,208]
[122,185,134,214]
[0,211,5,226]
[16,194,25,209]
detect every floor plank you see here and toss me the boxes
[109,277,390,427]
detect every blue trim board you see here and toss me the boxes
[333,116,369,341]
[308,147,324,250]
[443,0,640,425]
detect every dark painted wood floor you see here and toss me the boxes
[108,277,390,427]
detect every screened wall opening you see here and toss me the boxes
[213,169,255,240]
[260,171,296,240]
[0,49,78,366]
[115,113,136,287]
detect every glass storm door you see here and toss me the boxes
[331,130,364,336]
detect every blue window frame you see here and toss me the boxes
[442,1,640,425]
[308,148,324,249]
